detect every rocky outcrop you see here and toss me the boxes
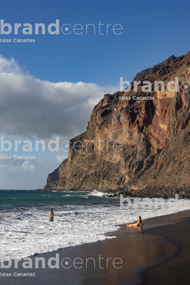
[133,55,177,82]
[44,51,190,191]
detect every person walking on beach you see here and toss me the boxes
[49,208,54,222]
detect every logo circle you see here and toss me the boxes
[61,257,72,269]
[61,24,72,35]
[180,81,190,92]
[61,140,71,152]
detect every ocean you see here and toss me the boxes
[1,189,190,262]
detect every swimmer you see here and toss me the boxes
[49,208,54,222]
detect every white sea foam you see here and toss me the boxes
[0,198,190,262]
[88,189,107,197]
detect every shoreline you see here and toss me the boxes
[140,213,190,285]
[1,209,190,285]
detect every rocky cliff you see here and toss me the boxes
[44,51,190,191]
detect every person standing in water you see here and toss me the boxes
[49,208,54,222]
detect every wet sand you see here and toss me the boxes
[141,213,190,285]
[0,210,190,285]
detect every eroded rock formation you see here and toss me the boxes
[44,51,190,191]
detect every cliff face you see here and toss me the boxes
[44,51,190,190]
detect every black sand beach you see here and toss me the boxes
[1,210,190,285]
[141,216,190,285]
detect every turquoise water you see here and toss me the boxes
[0,190,116,211]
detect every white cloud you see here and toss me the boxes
[0,158,59,189]
[0,55,118,189]
[0,55,118,139]
[21,160,35,171]
[0,55,22,74]
[0,159,35,173]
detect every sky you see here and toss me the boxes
[0,0,190,189]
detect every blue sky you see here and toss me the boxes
[0,0,190,189]
[1,0,190,84]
